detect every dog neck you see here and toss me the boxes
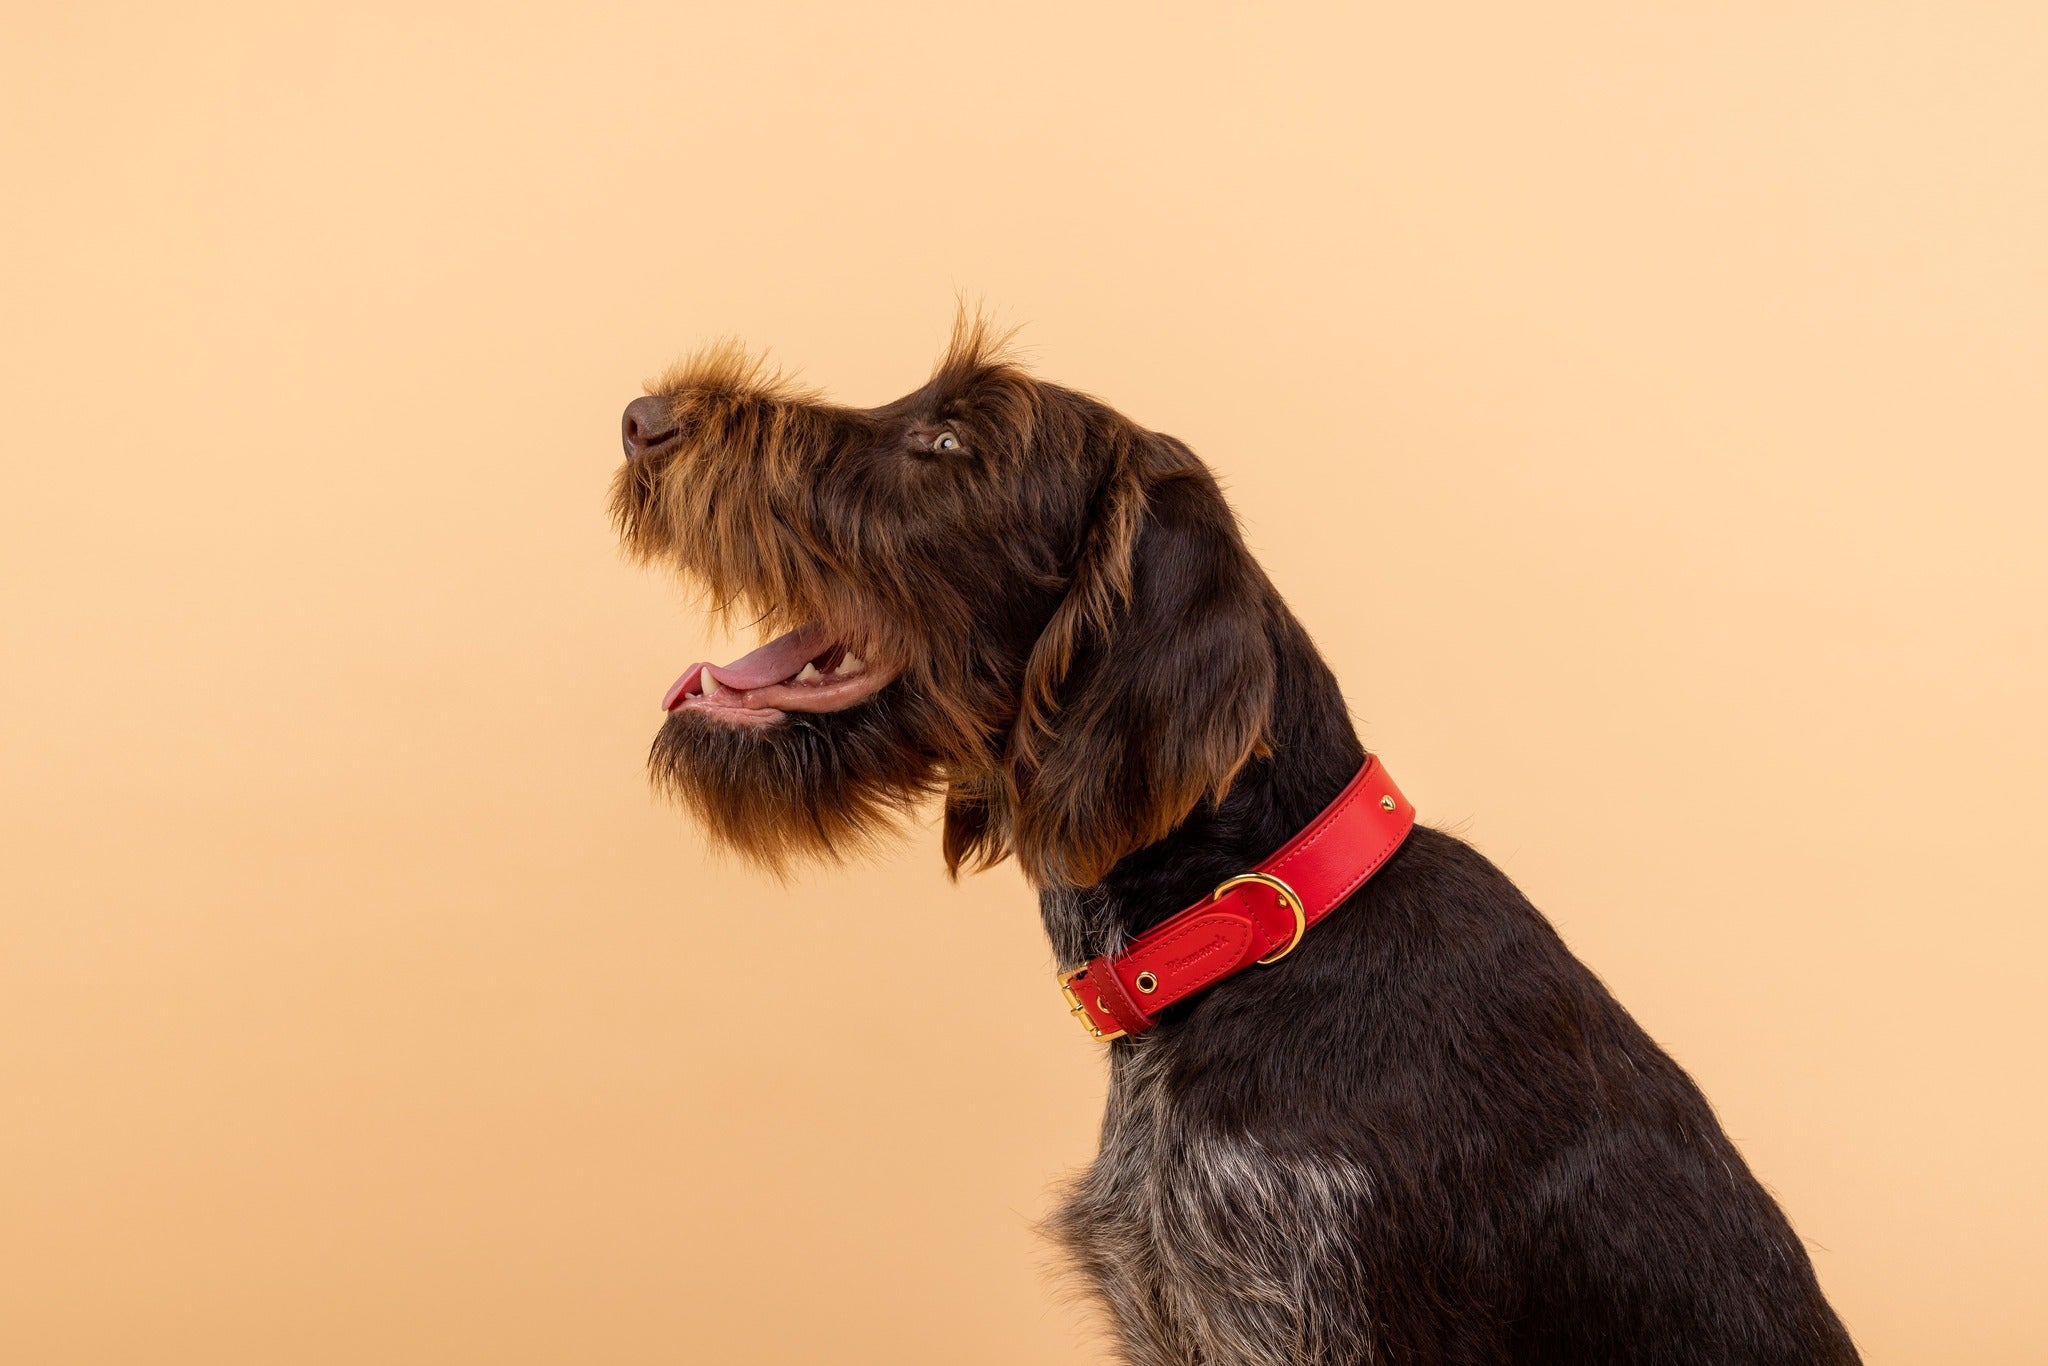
[1038,605,1366,968]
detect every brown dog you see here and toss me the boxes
[610,319,1859,1365]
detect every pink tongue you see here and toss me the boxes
[662,623,830,710]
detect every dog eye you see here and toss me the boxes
[934,432,961,452]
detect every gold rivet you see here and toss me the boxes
[1134,971,1159,994]
[1380,795,1397,811]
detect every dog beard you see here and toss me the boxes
[648,676,949,869]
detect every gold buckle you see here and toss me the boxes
[1057,965,1128,1042]
[1213,872,1307,965]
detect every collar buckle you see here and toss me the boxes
[1057,965,1128,1042]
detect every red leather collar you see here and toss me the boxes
[1058,756,1414,1040]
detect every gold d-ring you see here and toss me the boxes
[1213,872,1307,965]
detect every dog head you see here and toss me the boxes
[610,317,1275,886]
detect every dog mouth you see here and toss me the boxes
[661,622,898,726]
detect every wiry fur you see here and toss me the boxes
[1055,1039,1383,1366]
[611,316,1861,1363]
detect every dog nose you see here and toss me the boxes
[621,396,679,458]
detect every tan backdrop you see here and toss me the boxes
[4,3,2044,1362]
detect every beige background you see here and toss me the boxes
[4,3,2045,1362]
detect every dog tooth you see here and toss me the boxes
[795,662,822,683]
[835,653,865,676]
[701,674,719,697]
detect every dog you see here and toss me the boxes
[610,318,1860,1365]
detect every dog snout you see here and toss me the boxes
[621,396,680,459]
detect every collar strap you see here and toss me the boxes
[1057,755,1414,1041]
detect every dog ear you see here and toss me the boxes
[1005,438,1276,887]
